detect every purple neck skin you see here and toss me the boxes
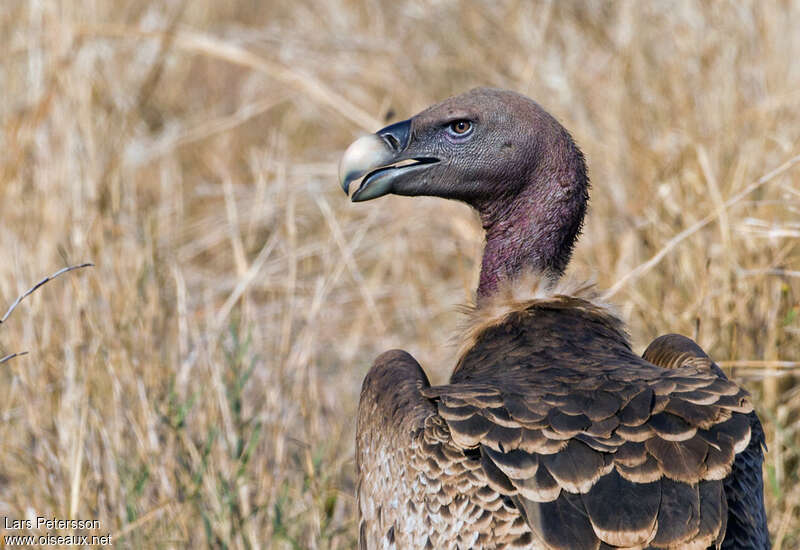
[475,168,587,302]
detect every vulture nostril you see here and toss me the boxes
[383,134,400,151]
[376,119,411,152]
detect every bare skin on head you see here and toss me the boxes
[339,88,589,300]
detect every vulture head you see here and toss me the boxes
[339,88,589,299]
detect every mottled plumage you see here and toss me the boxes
[340,88,769,549]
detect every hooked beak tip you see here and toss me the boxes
[338,133,393,198]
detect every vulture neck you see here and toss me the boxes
[475,151,588,302]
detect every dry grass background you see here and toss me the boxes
[1,0,799,548]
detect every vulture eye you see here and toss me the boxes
[447,120,473,137]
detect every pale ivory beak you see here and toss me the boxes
[338,134,395,199]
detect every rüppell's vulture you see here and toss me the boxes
[338,88,769,550]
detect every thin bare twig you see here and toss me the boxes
[0,263,93,365]
[0,351,29,365]
[1,263,94,324]
[603,152,800,299]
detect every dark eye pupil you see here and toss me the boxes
[452,121,470,134]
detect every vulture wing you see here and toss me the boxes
[420,299,757,550]
[643,334,770,549]
[356,301,766,550]
[356,349,434,549]
[357,349,535,549]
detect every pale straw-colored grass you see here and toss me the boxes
[1,1,798,548]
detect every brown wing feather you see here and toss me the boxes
[358,307,766,550]
[424,374,749,548]
[643,334,770,549]
[418,304,756,549]
[356,350,534,549]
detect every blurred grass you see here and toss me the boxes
[1,0,799,548]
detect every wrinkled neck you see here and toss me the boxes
[476,165,587,302]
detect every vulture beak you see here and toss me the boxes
[338,119,438,202]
